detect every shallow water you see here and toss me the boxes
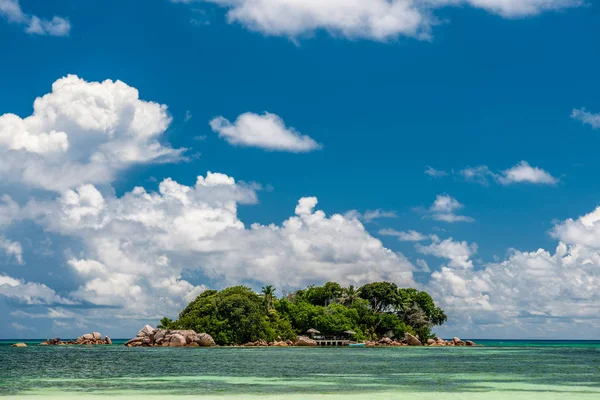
[1,341,599,399]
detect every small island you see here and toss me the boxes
[123,281,475,347]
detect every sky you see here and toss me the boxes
[0,0,600,340]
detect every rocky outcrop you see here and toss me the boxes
[295,336,317,346]
[41,333,112,346]
[379,337,393,345]
[12,343,27,347]
[404,333,422,346]
[126,326,216,348]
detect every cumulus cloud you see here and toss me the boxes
[171,0,580,41]
[0,274,75,305]
[19,173,414,320]
[0,0,70,36]
[416,236,478,269]
[572,108,600,129]
[0,75,185,191]
[497,161,558,185]
[0,236,23,264]
[429,242,600,338]
[458,161,558,186]
[427,194,474,223]
[210,112,321,152]
[379,229,428,242]
[428,204,600,337]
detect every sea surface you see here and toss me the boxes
[1,340,599,399]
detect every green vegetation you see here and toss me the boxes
[159,282,447,345]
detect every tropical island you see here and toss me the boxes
[128,281,472,347]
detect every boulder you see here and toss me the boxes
[137,325,156,337]
[169,334,186,347]
[92,332,102,340]
[379,337,393,345]
[466,340,476,347]
[453,337,466,346]
[427,339,436,346]
[82,333,94,340]
[125,337,144,347]
[188,342,200,347]
[105,336,112,345]
[154,330,166,345]
[295,336,317,346]
[194,333,215,347]
[12,343,27,348]
[404,333,422,346]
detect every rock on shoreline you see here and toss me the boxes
[125,325,216,348]
[40,332,112,346]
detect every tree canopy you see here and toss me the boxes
[160,281,447,345]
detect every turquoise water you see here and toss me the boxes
[1,340,599,399]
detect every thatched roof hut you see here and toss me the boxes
[306,328,320,337]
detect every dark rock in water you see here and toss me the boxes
[466,340,476,346]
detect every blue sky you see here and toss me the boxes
[1,0,600,340]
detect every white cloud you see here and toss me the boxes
[171,0,580,41]
[429,242,600,338]
[346,209,397,223]
[428,204,600,338]
[0,236,23,264]
[459,161,557,186]
[0,75,185,191]
[210,112,321,152]
[424,166,448,178]
[0,274,75,305]
[497,161,558,185]
[416,237,478,269]
[427,194,474,223]
[379,228,428,242]
[0,0,70,36]
[572,108,600,129]
[19,173,414,320]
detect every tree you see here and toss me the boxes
[262,285,276,310]
[358,282,400,313]
[341,285,359,306]
[304,282,344,306]
[161,281,447,345]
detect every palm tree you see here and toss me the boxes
[341,285,359,306]
[262,285,276,310]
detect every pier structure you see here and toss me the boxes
[314,339,351,346]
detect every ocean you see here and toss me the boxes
[1,340,599,399]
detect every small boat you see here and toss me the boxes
[348,343,366,348]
